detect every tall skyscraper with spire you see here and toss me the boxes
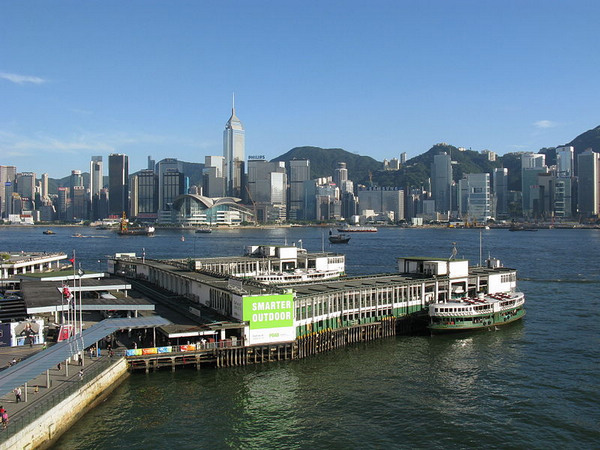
[223,95,245,198]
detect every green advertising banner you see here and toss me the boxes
[243,294,294,330]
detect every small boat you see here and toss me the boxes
[43,230,55,235]
[509,225,538,232]
[180,236,185,242]
[195,227,212,234]
[328,230,350,244]
[337,225,377,232]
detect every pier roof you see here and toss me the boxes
[285,273,428,297]
[20,278,155,314]
[139,259,283,296]
[0,252,67,269]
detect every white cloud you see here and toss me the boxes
[0,130,204,157]
[0,131,114,156]
[533,120,557,129]
[0,71,46,85]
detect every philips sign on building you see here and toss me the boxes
[243,293,295,345]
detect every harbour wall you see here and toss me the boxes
[0,358,129,450]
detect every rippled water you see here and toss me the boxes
[1,226,598,448]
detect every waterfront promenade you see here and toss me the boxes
[0,345,120,444]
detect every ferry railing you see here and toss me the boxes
[0,355,122,444]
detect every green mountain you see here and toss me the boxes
[272,146,381,182]
[567,125,600,155]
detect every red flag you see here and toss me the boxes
[69,258,75,264]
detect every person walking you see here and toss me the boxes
[78,369,84,381]
[14,387,21,403]
[1,410,8,429]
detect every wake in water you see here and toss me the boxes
[519,277,599,284]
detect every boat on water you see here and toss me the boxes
[428,291,525,333]
[328,230,350,244]
[195,227,212,234]
[117,212,155,236]
[337,225,377,233]
[406,255,526,334]
[509,225,538,232]
[42,230,55,235]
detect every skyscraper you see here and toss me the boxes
[70,170,83,195]
[156,158,183,211]
[493,168,509,217]
[431,153,452,214]
[223,96,245,198]
[334,162,349,192]
[577,149,600,217]
[40,173,49,201]
[556,146,574,178]
[288,159,310,220]
[108,153,129,217]
[521,153,547,217]
[90,156,103,198]
[15,172,36,200]
[0,166,17,218]
[133,170,159,218]
[458,173,491,222]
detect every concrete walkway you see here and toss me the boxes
[0,346,121,439]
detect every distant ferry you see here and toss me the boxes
[195,227,212,234]
[337,225,377,232]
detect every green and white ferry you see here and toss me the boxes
[427,257,525,333]
[397,254,526,334]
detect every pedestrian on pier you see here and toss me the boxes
[14,387,21,403]
[78,369,84,381]
[1,410,8,429]
[57,362,61,371]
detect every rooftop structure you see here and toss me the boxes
[0,252,67,279]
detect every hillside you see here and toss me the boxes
[272,146,381,182]
[567,125,600,155]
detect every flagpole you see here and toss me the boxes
[79,264,83,335]
[72,250,76,341]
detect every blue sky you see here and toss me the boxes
[1,0,598,178]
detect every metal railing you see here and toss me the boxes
[0,355,123,444]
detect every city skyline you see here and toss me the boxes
[2,1,600,178]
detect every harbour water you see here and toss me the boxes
[1,226,598,448]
